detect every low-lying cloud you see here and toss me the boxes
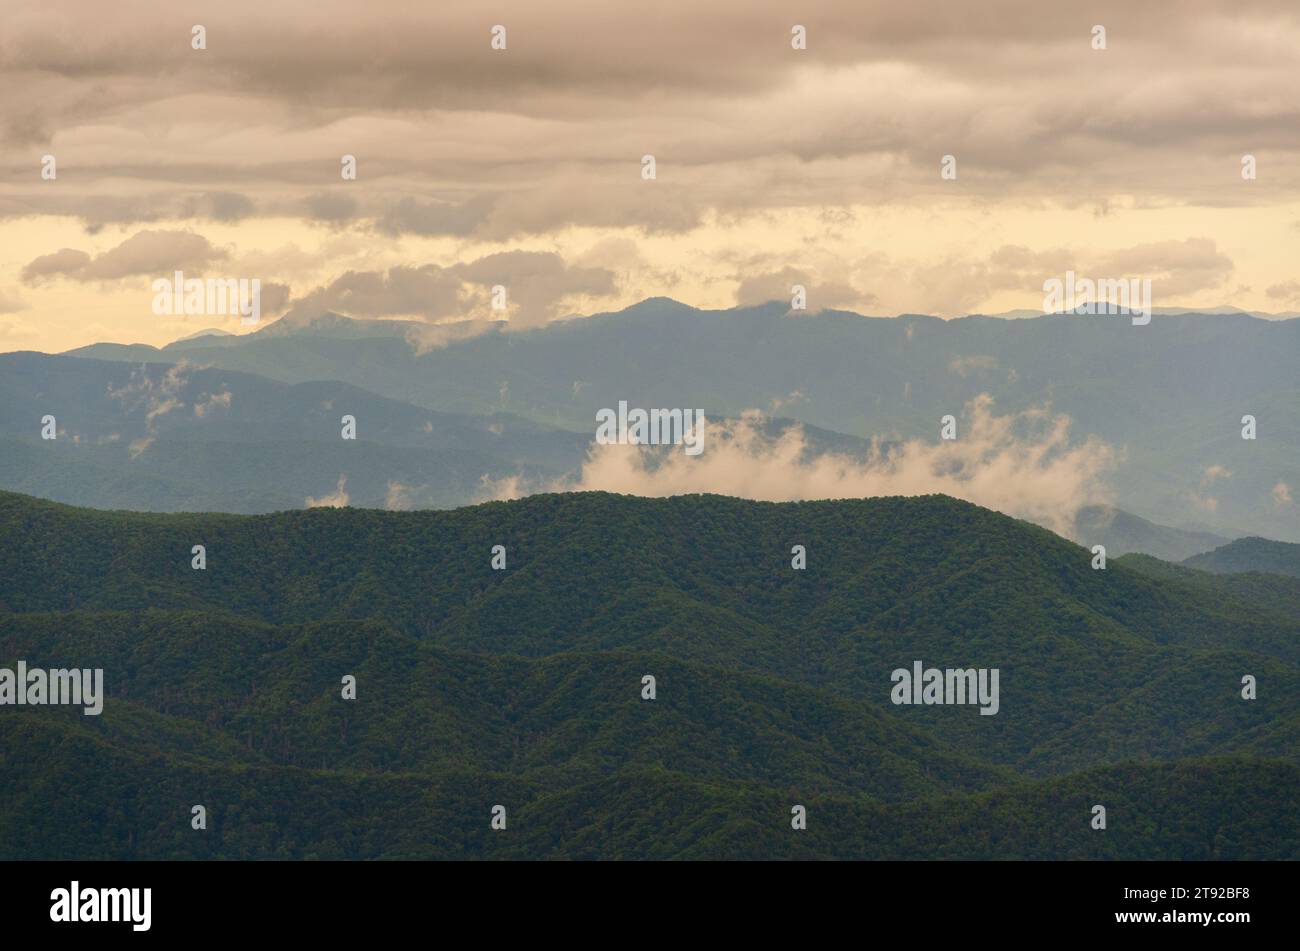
[306,475,350,508]
[486,395,1118,537]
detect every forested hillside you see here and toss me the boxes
[2,489,1297,858]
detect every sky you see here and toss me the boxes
[2,0,1299,352]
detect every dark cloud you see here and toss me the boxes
[283,264,465,323]
[21,247,91,283]
[21,230,227,283]
[179,192,256,222]
[300,192,359,224]
[734,266,861,310]
[375,194,496,237]
[1266,280,1300,304]
[280,250,617,328]
[1,0,1298,235]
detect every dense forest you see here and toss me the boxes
[1,489,1297,859]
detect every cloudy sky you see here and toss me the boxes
[2,0,1299,351]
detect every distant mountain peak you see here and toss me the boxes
[171,327,233,342]
[1183,536,1300,577]
[614,296,696,316]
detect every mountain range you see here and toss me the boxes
[1,489,1297,858]
[57,300,1300,543]
[0,350,870,514]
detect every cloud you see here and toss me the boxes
[1266,281,1300,305]
[193,389,232,417]
[1185,464,1232,512]
[145,397,182,423]
[1093,238,1235,298]
[385,481,426,510]
[948,355,999,377]
[404,319,500,355]
[375,194,496,237]
[7,0,1298,245]
[1,192,255,233]
[0,287,28,313]
[733,265,862,311]
[127,436,154,459]
[5,0,1300,336]
[768,390,807,413]
[453,250,618,327]
[306,475,350,508]
[106,361,194,438]
[486,395,1118,537]
[255,282,293,318]
[301,192,360,224]
[872,239,1237,316]
[281,250,617,329]
[1200,465,1232,487]
[21,248,91,284]
[22,231,226,284]
[83,230,226,280]
[178,192,256,222]
[281,264,465,324]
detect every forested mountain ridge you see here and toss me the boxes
[1,489,1297,858]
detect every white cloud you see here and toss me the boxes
[306,475,350,508]
[485,395,1118,538]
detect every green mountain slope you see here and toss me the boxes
[4,719,1294,859]
[1,490,1296,858]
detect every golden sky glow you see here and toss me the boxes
[2,0,1299,351]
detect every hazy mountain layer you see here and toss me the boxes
[1073,505,1229,560]
[62,302,1300,541]
[0,351,908,516]
[1183,537,1300,578]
